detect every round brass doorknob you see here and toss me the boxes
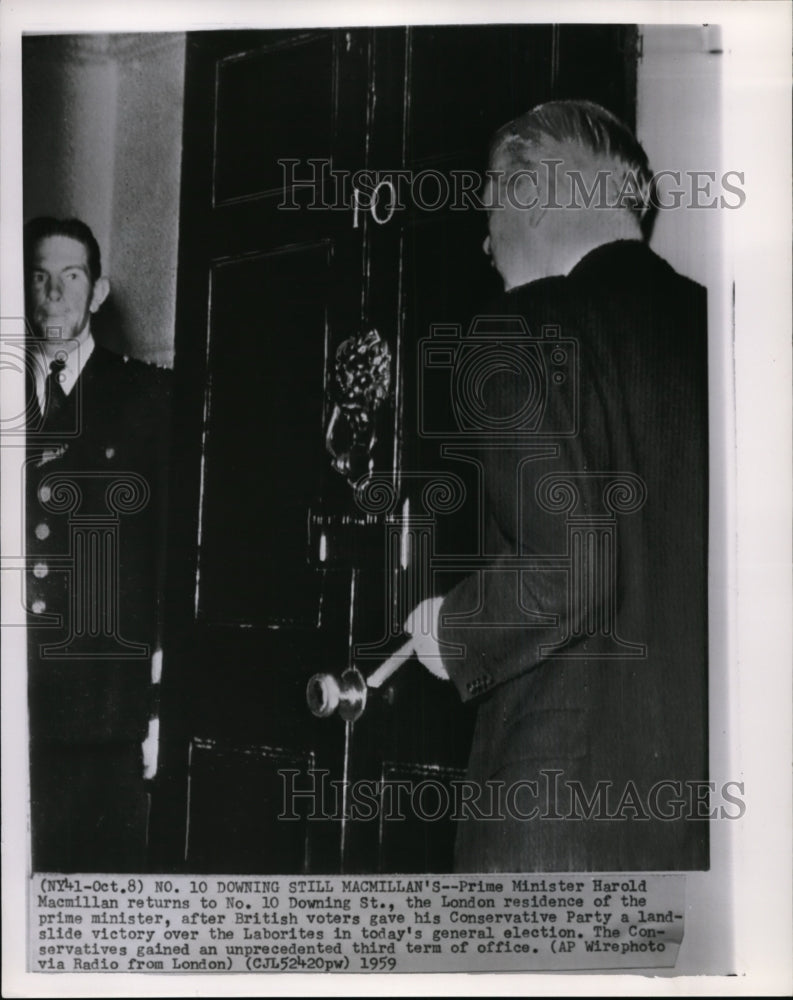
[306,667,367,722]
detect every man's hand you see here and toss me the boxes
[403,596,449,681]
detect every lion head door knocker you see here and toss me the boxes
[325,328,392,484]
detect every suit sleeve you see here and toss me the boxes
[436,286,611,702]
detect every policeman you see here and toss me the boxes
[25,217,171,873]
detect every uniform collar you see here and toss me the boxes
[32,330,96,413]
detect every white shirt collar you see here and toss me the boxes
[33,330,96,414]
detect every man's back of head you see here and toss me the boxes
[483,100,655,288]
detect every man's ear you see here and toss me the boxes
[511,172,547,230]
[527,204,547,229]
[89,276,110,314]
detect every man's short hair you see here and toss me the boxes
[490,100,653,224]
[24,216,102,283]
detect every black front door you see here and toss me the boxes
[151,24,637,875]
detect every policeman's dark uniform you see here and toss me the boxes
[27,342,171,873]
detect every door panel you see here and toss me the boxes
[214,34,336,204]
[184,738,314,874]
[198,244,331,626]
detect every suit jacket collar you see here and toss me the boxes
[567,238,676,284]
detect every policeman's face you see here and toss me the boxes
[27,235,103,342]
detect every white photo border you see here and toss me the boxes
[2,1,791,996]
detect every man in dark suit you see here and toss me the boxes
[403,102,709,872]
[25,217,171,872]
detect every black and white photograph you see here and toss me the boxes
[1,0,791,994]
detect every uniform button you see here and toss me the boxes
[38,485,52,503]
[31,599,46,615]
[105,447,116,459]
[33,562,49,579]
[34,523,50,540]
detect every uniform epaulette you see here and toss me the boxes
[120,352,172,371]
[116,353,174,387]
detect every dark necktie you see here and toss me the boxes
[43,357,68,428]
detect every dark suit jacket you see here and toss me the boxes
[27,343,172,744]
[438,240,709,872]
